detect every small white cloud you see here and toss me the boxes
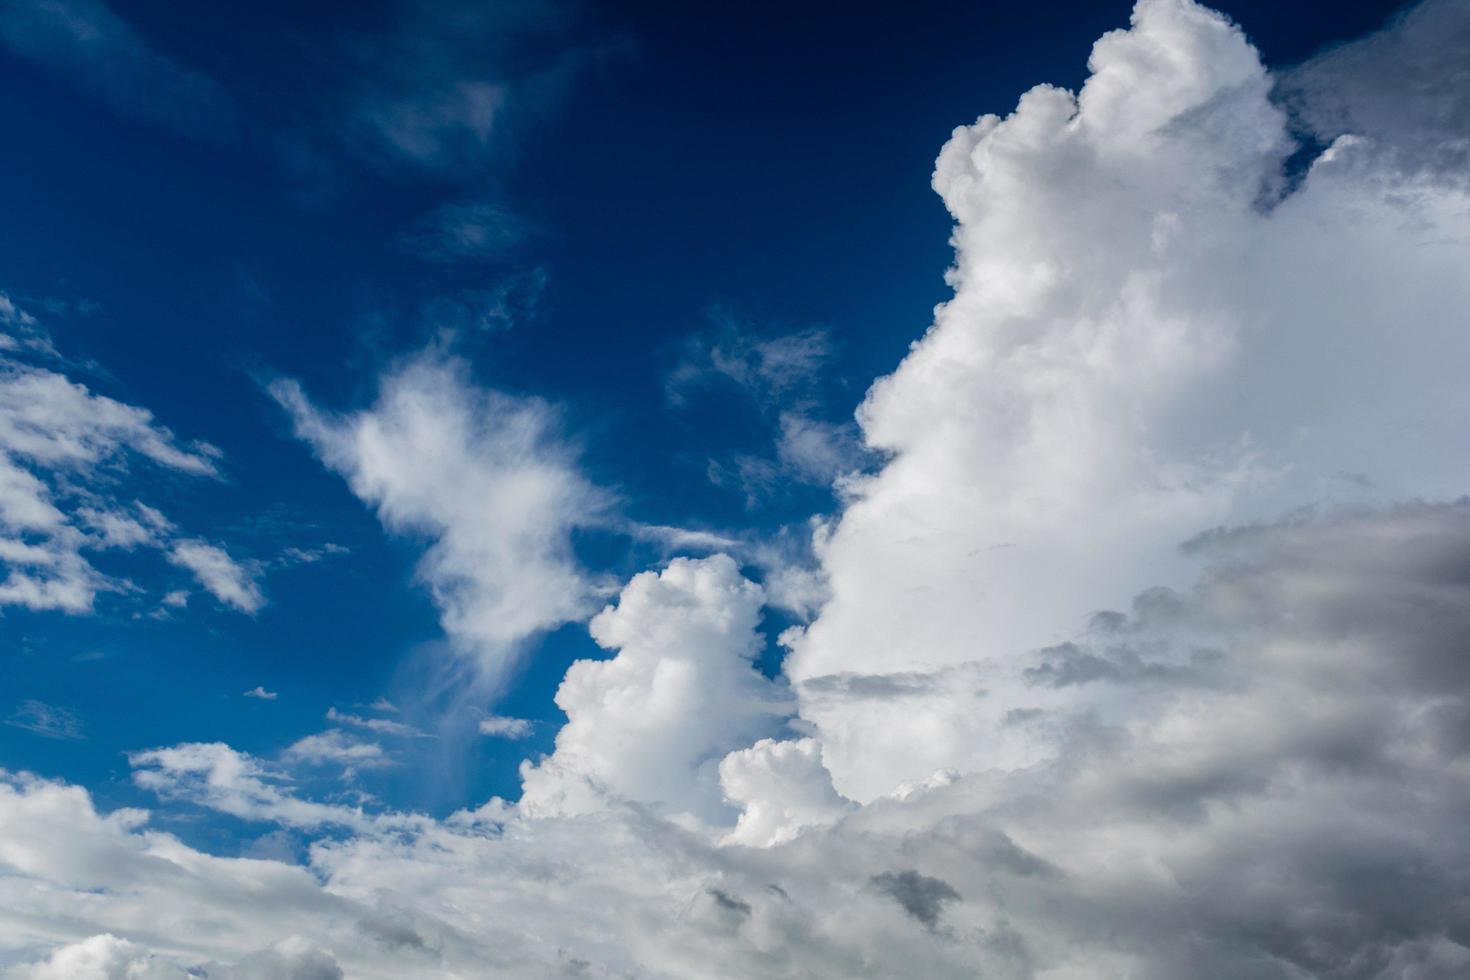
[284,730,390,771]
[326,707,427,738]
[243,686,278,701]
[168,540,264,614]
[477,715,532,739]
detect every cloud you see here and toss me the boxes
[718,737,849,847]
[400,201,528,262]
[782,0,1470,802]
[667,312,833,409]
[868,870,961,932]
[127,742,413,833]
[270,354,608,682]
[284,730,391,775]
[243,687,278,701]
[518,555,791,822]
[415,269,549,337]
[478,715,532,739]
[167,541,264,614]
[4,700,83,740]
[670,312,863,505]
[7,932,345,980]
[1277,0,1470,189]
[334,0,588,176]
[0,0,236,140]
[325,707,427,739]
[8,933,193,979]
[0,297,253,615]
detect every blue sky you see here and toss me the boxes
[6,0,1470,976]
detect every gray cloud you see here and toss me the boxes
[868,870,961,931]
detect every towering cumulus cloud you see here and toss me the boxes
[785,0,1470,801]
[5,1,1470,977]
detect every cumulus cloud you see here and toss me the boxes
[242,687,278,701]
[783,0,1470,801]
[271,354,607,681]
[519,555,791,822]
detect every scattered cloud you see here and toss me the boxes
[168,540,264,615]
[669,311,864,504]
[0,294,259,616]
[667,311,833,409]
[243,686,278,701]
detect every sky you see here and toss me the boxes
[2,0,1470,976]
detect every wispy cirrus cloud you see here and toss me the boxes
[0,0,237,140]
[4,699,83,740]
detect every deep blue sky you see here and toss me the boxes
[0,0,1410,842]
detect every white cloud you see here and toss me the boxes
[783,0,1470,801]
[127,743,411,833]
[0,298,253,616]
[168,541,264,615]
[284,731,391,775]
[271,354,608,682]
[518,555,791,822]
[719,738,849,847]
[243,687,278,701]
[325,708,427,739]
[8,933,193,979]
[478,715,532,739]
